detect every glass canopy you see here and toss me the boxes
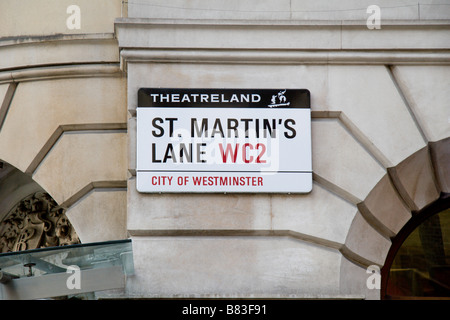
[0,239,134,279]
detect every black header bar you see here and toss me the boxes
[138,88,310,108]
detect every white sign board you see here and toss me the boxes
[136,88,312,193]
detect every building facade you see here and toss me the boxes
[0,0,449,300]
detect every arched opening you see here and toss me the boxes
[0,160,80,253]
[340,137,449,299]
[381,194,450,299]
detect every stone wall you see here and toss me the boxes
[117,3,450,299]
[0,0,449,299]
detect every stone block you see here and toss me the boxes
[362,175,412,237]
[116,20,342,50]
[0,0,122,38]
[126,236,342,298]
[66,189,127,243]
[271,184,357,245]
[126,0,449,21]
[430,137,450,193]
[127,177,271,232]
[312,119,386,201]
[128,180,355,247]
[344,212,391,266]
[291,0,419,20]
[0,83,13,130]
[128,116,136,174]
[326,65,427,166]
[0,77,126,173]
[33,131,127,205]
[0,167,43,221]
[0,84,8,108]
[128,0,291,20]
[391,146,440,211]
[0,40,119,71]
[391,65,450,142]
[127,62,329,112]
[341,24,450,50]
[339,257,379,300]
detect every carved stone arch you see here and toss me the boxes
[0,161,80,253]
[339,137,450,299]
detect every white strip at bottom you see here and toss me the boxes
[137,171,312,193]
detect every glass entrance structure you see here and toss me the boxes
[0,239,133,300]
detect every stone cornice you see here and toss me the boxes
[115,18,450,70]
[115,17,450,27]
[120,48,450,66]
[0,33,116,47]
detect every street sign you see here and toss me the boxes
[136,88,312,193]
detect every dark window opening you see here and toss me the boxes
[382,195,450,300]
